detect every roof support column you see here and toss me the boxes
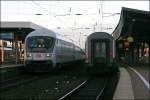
[0,40,4,63]
[129,21,134,66]
[14,32,19,64]
[148,40,150,66]
[126,19,134,36]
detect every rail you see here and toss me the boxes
[58,77,108,100]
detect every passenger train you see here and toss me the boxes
[24,28,85,72]
[85,32,117,74]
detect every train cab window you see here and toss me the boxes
[27,36,54,51]
[37,39,45,47]
[28,37,52,47]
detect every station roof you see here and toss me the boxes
[112,7,150,42]
[0,21,43,41]
[1,21,42,32]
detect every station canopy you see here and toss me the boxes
[0,21,43,41]
[112,7,150,42]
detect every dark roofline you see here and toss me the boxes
[1,21,43,29]
[122,7,149,15]
[111,7,124,39]
[112,7,150,40]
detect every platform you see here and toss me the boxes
[0,64,24,80]
[113,67,134,100]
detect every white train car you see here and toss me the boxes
[75,46,86,62]
[24,28,85,72]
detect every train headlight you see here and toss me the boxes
[46,53,51,57]
[27,53,32,57]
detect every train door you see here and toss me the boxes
[91,39,109,65]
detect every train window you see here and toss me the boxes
[57,40,60,47]
[27,36,53,49]
[57,39,59,44]
[94,42,106,58]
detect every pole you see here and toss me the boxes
[1,40,4,63]
[15,33,19,64]
[148,40,150,66]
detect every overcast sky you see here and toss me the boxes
[1,1,149,48]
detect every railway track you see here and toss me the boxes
[0,64,118,100]
[58,77,108,100]
[0,74,39,91]
[0,63,85,91]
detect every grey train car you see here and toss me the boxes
[24,28,85,72]
[85,32,116,74]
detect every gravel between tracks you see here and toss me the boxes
[0,63,88,100]
[0,74,87,100]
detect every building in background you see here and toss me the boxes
[0,21,42,65]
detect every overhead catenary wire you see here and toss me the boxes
[31,1,71,29]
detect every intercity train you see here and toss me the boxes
[24,28,85,72]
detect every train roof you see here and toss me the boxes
[25,28,73,43]
[56,33,73,43]
[87,32,113,40]
[26,28,56,38]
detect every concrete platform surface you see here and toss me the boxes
[0,64,23,69]
[113,67,134,100]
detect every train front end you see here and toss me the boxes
[24,36,55,72]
